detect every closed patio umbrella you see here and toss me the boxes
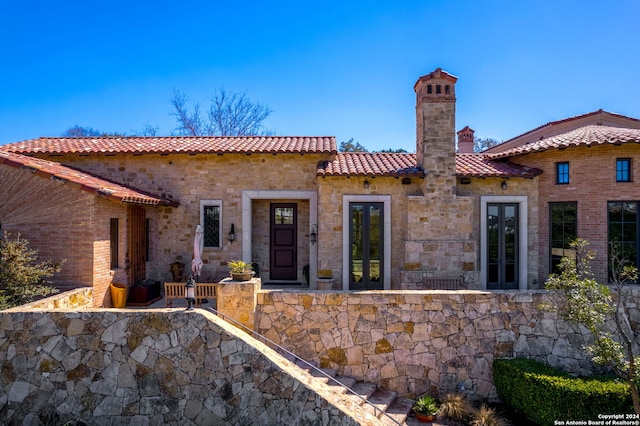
[191,224,204,278]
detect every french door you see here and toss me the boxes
[486,203,519,289]
[349,202,383,290]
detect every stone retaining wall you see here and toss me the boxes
[255,287,640,401]
[0,309,380,425]
[4,287,93,311]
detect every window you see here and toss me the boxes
[201,200,222,248]
[110,218,119,269]
[556,162,569,184]
[549,202,577,273]
[616,158,631,182]
[274,207,294,224]
[608,201,638,279]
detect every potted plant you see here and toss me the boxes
[412,395,438,423]
[227,260,254,281]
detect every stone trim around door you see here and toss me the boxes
[342,194,391,291]
[242,190,318,288]
[480,195,528,290]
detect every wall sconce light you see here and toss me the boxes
[228,224,236,242]
[310,224,318,245]
[501,180,508,190]
[364,180,370,189]
[185,275,196,311]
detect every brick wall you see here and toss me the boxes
[0,164,136,307]
[515,143,640,284]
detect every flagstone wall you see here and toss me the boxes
[0,308,376,426]
[255,287,640,400]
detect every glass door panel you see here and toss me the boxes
[487,203,519,289]
[350,202,384,290]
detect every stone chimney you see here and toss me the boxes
[414,68,457,194]
[457,126,475,153]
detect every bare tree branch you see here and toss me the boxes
[171,88,272,136]
[170,90,204,136]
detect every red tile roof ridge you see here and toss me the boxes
[1,135,338,155]
[318,151,540,179]
[487,125,640,159]
[486,110,639,152]
[317,152,425,178]
[0,150,178,207]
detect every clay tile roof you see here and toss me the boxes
[456,154,542,178]
[1,136,337,155]
[0,150,178,207]
[487,125,640,160]
[317,152,426,178]
[318,152,540,179]
[485,110,640,153]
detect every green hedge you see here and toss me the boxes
[493,358,633,426]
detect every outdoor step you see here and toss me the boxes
[346,381,378,406]
[363,389,398,418]
[325,375,357,394]
[303,366,337,384]
[294,362,413,424]
[380,397,414,425]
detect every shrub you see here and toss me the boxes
[493,358,633,426]
[0,231,63,309]
[437,393,475,422]
[470,404,508,426]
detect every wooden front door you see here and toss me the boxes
[127,206,147,286]
[270,203,297,280]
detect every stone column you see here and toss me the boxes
[215,278,260,331]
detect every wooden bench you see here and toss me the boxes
[164,282,217,307]
[422,275,466,290]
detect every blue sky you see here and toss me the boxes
[1,1,639,152]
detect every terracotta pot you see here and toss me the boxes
[230,272,253,281]
[415,412,435,423]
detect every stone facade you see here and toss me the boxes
[49,153,323,287]
[255,287,640,401]
[0,308,381,425]
[317,176,421,289]
[3,68,639,304]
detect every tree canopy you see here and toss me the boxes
[62,125,124,137]
[474,137,500,152]
[339,138,368,152]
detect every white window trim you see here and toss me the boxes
[200,200,223,248]
[342,194,391,291]
[480,195,528,290]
